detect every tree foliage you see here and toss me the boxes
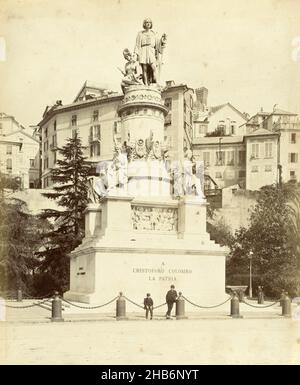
[0,197,46,293]
[227,184,300,298]
[37,131,90,293]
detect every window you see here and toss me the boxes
[289,153,298,163]
[227,151,235,166]
[265,142,273,158]
[45,127,48,137]
[91,125,101,139]
[93,110,99,122]
[231,121,236,135]
[215,171,222,179]
[216,151,225,166]
[44,141,48,152]
[203,152,210,166]
[44,158,48,170]
[195,124,207,137]
[251,165,258,173]
[114,122,120,134]
[53,151,57,164]
[6,158,12,172]
[96,142,100,156]
[265,165,272,172]
[238,151,246,165]
[30,159,35,168]
[165,113,172,125]
[239,170,246,178]
[72,129,77,139]
[290,133,296,144]
[71,115,77,127]
[6,145,12,155]
[54,120,56,131]
[216,124,225,136]
[52,135,57,147]
[90,142,101,157]
[251,143,259,159]
[290,171,296,180]
[164,98,172,110]
[190,111,193,125]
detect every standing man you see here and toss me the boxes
[134,18,167,85]
[165,284,178,319]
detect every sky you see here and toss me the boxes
[0,0,300,129]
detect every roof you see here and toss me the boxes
[3,129,40,143]
[272,108,297,116]
[244,128,278,138]
[0,112,27,131]
[209,102,248,120]
[38,92,123,127]
[193,136,244,145]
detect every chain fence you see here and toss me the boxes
[61,296,119,310]
[1,298,52,309]
[182,295,232,309]
[242,299,280,308]
[0,291,288,316]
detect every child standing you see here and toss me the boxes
[144,293,154,320]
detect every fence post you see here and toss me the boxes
[281,293,291,318]
[51,292,64,322]
[230,292,243,318]
[116,292,127,320]
[17,288,22,302]
[176,292,187,320]
[257,286,264,304]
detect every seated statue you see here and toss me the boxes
[120,49,142,93]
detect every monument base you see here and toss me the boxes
[64,196,228,312]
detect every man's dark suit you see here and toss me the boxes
[166,288,177,318]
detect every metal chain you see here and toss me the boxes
[242,299,280,308]
[153,302,167,310]
[3,298,52,309]
[61,296,118,309]
[123,296,144,309]
[182,295,232,309]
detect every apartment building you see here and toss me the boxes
[0,113,40,188]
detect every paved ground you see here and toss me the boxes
[0,299,299,364]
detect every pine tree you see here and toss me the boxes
[38,130,91,292]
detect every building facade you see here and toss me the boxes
[38,81,194,188]
[0,113,40,189]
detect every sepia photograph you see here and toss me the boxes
[0,0,300,367]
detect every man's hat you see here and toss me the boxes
[147,293,151,296]
[171,285,175,288]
